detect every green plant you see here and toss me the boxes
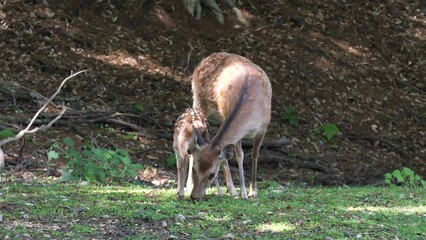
[281,106,299,126]
[46,144,60,175]
[134,103,144,112]
[385,115,393,123]
[165,153,177,169]
[313,123,340,141]
[384,167,425,187]
[48,137,142,183]
[0,128,14,138]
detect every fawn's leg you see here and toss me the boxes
[185,155,194,191]
[177,154,189,199]
[213,167,223,196]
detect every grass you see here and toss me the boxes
[0,181,424,239]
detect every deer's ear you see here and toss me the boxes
[219,144,234,160]
[202,128,211,142]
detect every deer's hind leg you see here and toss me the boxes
[234,141,247,199]
[249,131,266,198]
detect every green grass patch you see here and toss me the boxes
[0,182,424,239]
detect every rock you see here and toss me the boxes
[343,230,351,237]
[78,181,89,187]
[242,220,252,225]
[223,233,234,239]
[263,229,275,233]
[356,234,362,238]
[72,207,87,214]
[34,8,55,19]
[134,209,146,215]
[175,214,186,222]
[162,221,167,227]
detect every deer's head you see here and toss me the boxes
[190,139,234,200]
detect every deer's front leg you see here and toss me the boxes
[221,160,237,196]
[235,141,247,199]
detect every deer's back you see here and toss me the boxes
[192,52,271,121]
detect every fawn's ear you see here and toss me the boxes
[202,127,211,142]
[219,144,234,161]
[194,128,207,148]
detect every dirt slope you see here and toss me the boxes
[0,0,425,185]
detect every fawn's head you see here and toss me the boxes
[173,108,210,155]
[189,109,210,153]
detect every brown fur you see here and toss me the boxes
[192,52,269,119]
[190,52,272,200]
[174,108,209,146]
[173,108,212,199]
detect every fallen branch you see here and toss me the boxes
[0,80,56,107]
[241,136,291,148]
[230,149,332,174]
[0,108,291,148]
[342,134,397,149]
[0,111,161,129]
[0,70,86,170]
[183,0,247,24]
[340,134,409,155]
[208,124,291,148]
[135,130,173,140]
[0,111,119,125]
[258,152,332,173]
[0,148,4,170]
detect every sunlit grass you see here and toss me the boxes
[347,205,426,214]
[257,222,295,233]
[0,182,424,239]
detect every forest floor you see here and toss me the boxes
[0,1,425,186]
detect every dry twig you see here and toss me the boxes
[0,70,86,170]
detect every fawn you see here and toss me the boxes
[173,108,234,199]
[190,52,272,200]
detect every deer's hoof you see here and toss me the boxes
[248,190,257,198]
[241,192,248,199]
[190,195,201,202]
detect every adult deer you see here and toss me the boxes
[190,52,272,200]
[173,108,235,199]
